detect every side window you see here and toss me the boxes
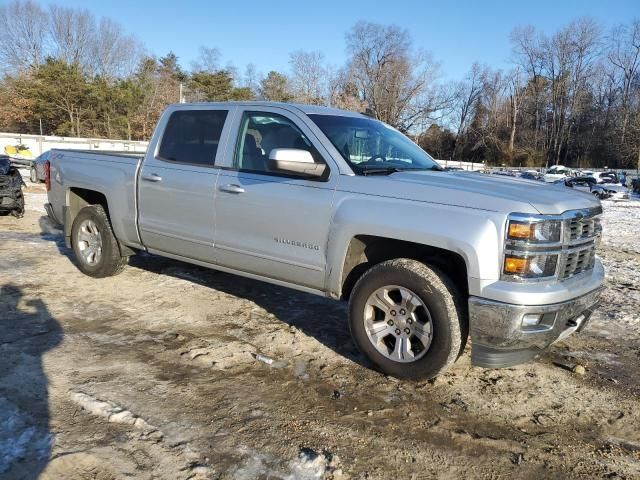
[234,111,322,173]
[158,110,228,166]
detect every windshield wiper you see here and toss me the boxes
[358,165,444,176]
[409,165,444,172]
[359,167,403,176]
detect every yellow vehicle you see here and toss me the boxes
[4,144,33,159]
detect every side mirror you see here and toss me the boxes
[267,148,326,178]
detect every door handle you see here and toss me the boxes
[141,173,162,182]
[219,184,245,194]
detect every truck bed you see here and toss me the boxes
[47,149,144,249]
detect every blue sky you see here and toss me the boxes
[46,0,638,80]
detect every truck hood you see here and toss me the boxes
[361,171,601,215]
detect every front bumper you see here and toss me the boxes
[469,287,603,368]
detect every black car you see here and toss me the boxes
[0,155,25,217]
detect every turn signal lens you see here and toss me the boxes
[504,256,529,274]
[508,222,533,239]
[503,254,558,279]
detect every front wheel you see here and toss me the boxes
[71,205,127,278]
[348,259,467,380]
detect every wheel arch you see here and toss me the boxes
[338,235,469,302]
[65,188,134,256]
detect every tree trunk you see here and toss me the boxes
[509,95,518,155]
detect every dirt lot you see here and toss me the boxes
[1,183,639,479]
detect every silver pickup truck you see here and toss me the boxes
[45,102,604,379]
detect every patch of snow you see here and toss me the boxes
[0,396,51,473]
[70,392,154,430]
[25,193,48,214]
[600,199,640,254]
[232,447,329,480]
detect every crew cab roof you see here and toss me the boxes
[168,101,367,118]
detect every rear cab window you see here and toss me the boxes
[157,110,228,166]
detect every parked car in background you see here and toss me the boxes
[519,170,542,181]
[0,155,25,217]
[30,150,51,183]
[543,165,573,183]
[555,176,630,200]
[594,183,630,200]
[592,171,619,184]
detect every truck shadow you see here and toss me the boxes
[0,284,63,479]
[128,254,369,369]
[32,217,370,369]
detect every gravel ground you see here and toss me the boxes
[0,184,639,479]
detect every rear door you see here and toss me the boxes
[137,106,235,263]
[213,107,337,290]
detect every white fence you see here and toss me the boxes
[436,159,486,171]
[1,132,148,157]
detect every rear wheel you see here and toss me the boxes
[30,167,37,183]
[71,205,127,277]
[348,258,466,380]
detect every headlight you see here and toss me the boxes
[503,254,558,279]
[503,213,563,281]
[507,219,562,243]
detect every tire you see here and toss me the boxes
[30,167,37,183]
[348,258,466,380]
[11,193,24,218]
[71,205,127,278]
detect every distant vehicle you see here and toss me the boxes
[30,150,51,183]
[555,176,630,200]
[45,101,605,380]
[519,171,541,181]
[444,166,464,171]
[592,171,619,184]
[0,155,25,217]
[543,165,573,183]
[594,184,630,200]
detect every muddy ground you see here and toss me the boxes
[1,182,639,479]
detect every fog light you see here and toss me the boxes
[522,313,542,327]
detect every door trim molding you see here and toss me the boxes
[140,227,213,246]
[215,243,323,272]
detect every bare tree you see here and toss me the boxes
[289,50,327,105]
[92,17,142,78]
[0,0,48,73]
[451,63,486,159]
[345,21,446,131]
[48,5,95,70]
[190,46,221,73]
[242,63,260,95]
[608,19,640,144]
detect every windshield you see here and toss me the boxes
[308,114,441,174]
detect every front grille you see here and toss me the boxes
[569,215,600,242]
[561,208,601,280]
[559,244,596,280]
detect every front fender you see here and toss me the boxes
[325,194,505,298]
